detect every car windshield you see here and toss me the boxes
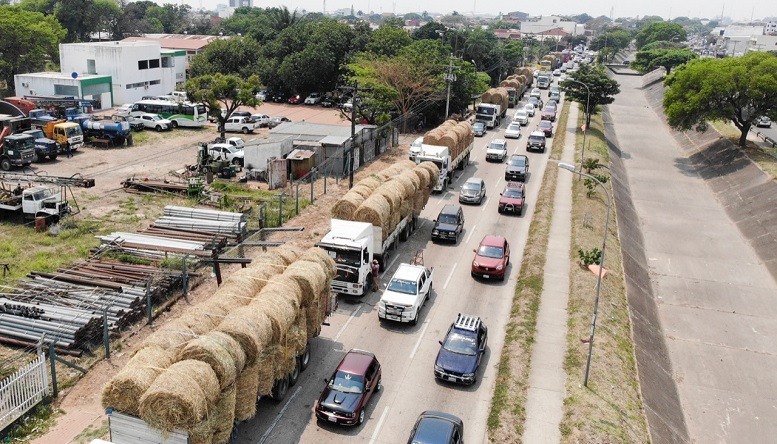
[443,331,478,356]
[509,157,526,166]
[503,189,523,198]
[507,124,520,131]
[530,136,544,142]
[489,143,505,150]
[516,111,527,117]
[473,123,484,129]
[477,244,504,259]
[387,278,418,295]
[525,104,534,110]
[463,183,481,192]
[438,213,458,224]
[539,121,551,128]
[330,370,365,393]
[327,249,361,268]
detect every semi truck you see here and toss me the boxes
[317,216,419,296]
[34,120,84,151]
[0,130,35,171]
[22,128,60,161]
[475,103,504,129]
[81,120,132,146]
[415,140,474,191]
[0,184,71,223]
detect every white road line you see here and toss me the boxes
[369,406,391,444]
[259,386,302,444]
[465,226,476,244]
[334,306,360,342]
[386,254,400,272]
[481,197,489,212]
[409,319,431,359]
[418,219,427,229]
[444,262,458,289]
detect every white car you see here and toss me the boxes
[530,88,542,99]
[208,143,244,166]
[486,138,508,162]
[409,136,424,161]
[304,93,322,105]
[524,103,536,117]
[219,116,257,134]
[513,110,529,126]
[250,113,271,127]
[255,90,267,101]
[225,137,245,149]
[377,263,434,325]
[138,113,172,131]
[755,116,772,128]
[504,123,522,139]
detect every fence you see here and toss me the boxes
[0,351,48,431]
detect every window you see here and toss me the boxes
[161,57,173,68]
[149,79,160,85]
[87,59,96,74]
[149,59,160,69]
[138,60,148,70]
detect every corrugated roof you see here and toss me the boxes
[286,149,316,160]
[122,34,221,50]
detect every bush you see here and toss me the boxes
[577,247,602,266]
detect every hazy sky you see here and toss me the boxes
[183,0,774,22]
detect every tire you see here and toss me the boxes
[1,158,11,171]
[242,127,249,134]
[300,343,311,371]
[410,310,418,325]
[357,408,365,425]
[288,357,301,386]
[155,125,162,131]
[271,376,289,401]
[171,120,179,128]
[32,153,40,163]
[49,154,58,161]
[232,158,242,166]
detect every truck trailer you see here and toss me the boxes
[414,141,474,191]
[475,103,503,129]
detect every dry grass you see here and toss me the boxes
[559,111,649,442]
[709,121,777,180]
[487,102,570,442]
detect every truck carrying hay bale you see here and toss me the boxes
[211,383,236,444]
[283,260,328,305]
[331,191,366,220]
[177,332,243,390]
[234,361,260,420]
[250,291,299,344]
[353,193,391,238]
[138,359,220,433]
[102,346,177,416]
[215,306,272,366]
[139,318,198,352]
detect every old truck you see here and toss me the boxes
[415,141,474,191]
[0,184,70,223]
[0,130,35,171]
[317,217,418,296]
[34,120,84,151]
[22,128,60,161]
[81,120,132,146]
[475,103,504,129]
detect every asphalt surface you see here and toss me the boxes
[232,94,559,443]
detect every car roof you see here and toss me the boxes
[464,177,483,185]
[490,139,506,145]
[440,204,461,215]
[480,234,506,247]
[539,120,552,127]
[412,411,463,443]
[530,131,546,137]
[392,263,427,281]
[504,181,525,190]
[338,349,376,375]
[510,154,528,160]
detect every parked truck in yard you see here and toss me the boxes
[317,216,418,296]
[0,130,35,171]
[0,184,70,223]
[81,119,132,145]
[22,128,60,161]
[34,120,84,151]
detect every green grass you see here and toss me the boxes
[2,404,61,443]
[73,419,109,444]
[209,181,312,228]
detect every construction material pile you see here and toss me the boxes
[331,160,440,239]
[102,245,336,444]
[481,87,509,111]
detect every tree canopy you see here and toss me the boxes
[634,22,685,49]
[631,48,696,74]
[184,73,261,140]
[663,52,777,146]
[560,64,620,124]
[189,36,262,79]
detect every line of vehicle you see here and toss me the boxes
[369,406,391,444]
[259,386,302,444]
[444,262,458,290]
[409,319,431,360]
[333,306,361,342]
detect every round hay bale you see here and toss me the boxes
[271,340,296,381]
[356,174,384,191]
[418,162,440,188]
[178,332,241,389]
[317,289,330,326]
[304,300,320,338]
[375,186,401,218]
[188,417,212,444]
[215,306,272,366]
[422,187,432,207]
[332,192,365,220]
[353,193,390,231]
[139,360,220,432]
[234,362,259,420]
[140,319,197,352]
[394,159,417,171]
[397,170,420,196]
[256,349,276,396]
[260,273,304,307]
[423,129,444,145]
[289,312,308,356]
[411,165,429,190]
[299,247,336,279]
[221,267,266,297]
[101,346,176,415]
[401,197,414,217]
[413,192,425,213]
[250,292,299,343]
[211,383,236,444]
[284,260,328,305]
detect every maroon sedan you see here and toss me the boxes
[498,182,526,215]
[538,120,554,137]
[471,235,511,281]
[314,349,382,426]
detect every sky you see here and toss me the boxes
[182,0,775,22]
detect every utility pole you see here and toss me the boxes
[444,53,458,118]
[339,80,371,188]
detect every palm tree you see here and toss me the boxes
[267,6,303,33]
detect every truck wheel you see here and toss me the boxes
[300,343,311,371]
[1,158,11,171]
[399,224,409,241]
[32,153,40,163]
[288,357,301,386]
[242,127,249,134]
[271,376,289,401]
[49,154,58,160]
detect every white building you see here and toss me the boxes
[520,16,582,37]
[13,72,113,110]
[59,41,186,105]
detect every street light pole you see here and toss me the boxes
[444,53,457,118]
[558,162,611,387]
[565,78,590,176]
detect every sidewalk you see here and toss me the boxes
[521,105,578,443]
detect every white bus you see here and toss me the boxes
[129,100,207,128]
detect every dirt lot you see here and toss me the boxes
[10,102,419,444]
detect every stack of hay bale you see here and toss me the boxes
[423,120,474,168]
[481,87,509,113]
[331,161,440,241]
[514,67,534,88]
[102,245,336,444]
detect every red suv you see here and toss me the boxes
[471,235,511,281]
[314,349,382,426]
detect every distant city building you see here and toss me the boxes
[520,15,582,37]
[505,11,529,22]
[228,0,252,7]
[765,21,777,35]
[493,29,522,41]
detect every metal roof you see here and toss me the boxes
[286,149,315,160]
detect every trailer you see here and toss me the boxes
[415,140,474,192]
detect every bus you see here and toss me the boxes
[129,100,207,128]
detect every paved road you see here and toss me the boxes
[609,74,777,442]
[233,94,560,443]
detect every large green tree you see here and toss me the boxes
[560,64,620,125]
[0,5,65,93]
[189,36,262,79]
[367,24,412,57]
[631,48,696,74]
[663,52,777,146]
[185,73,262,140]
[634,22,685,49]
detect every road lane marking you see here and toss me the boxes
[444,262,458,289]
[334,306,360,342]
[369,406,391,444]
[481,197,489,212]
[259,386,302,444]
[465,226,476,244]
[418,219,427,229]
[386,254,400,272]
[410,319,431,360]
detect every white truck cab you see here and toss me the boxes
[378,263,433,324]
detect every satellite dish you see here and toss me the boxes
[71,72,78,79]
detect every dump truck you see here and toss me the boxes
[0,130,35,171]
[0,184,70,223]
[317,217,418,296]
[34,120,84,151]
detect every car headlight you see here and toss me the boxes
[463,372,475,378]
[472,261,480,267]
[496,265,503,270]
[432,229,439,235]
[435,364,443,372]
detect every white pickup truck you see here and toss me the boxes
[377,263,433,325]
[219,116,257,134]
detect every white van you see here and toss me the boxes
[170,91,188,102]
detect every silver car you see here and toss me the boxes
[459,177,486,205]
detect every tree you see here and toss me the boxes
[560,64,620,125]
[634,22,685,49]
[0,5,65,93]
[631,48,696,74]
[266,6,303,33]
[412,21,446,40]
[185,73,262,140]
[189,36,262,78]
[663,52,777,147]
[367,24,412,57]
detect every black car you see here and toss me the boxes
[270,92,286,103]
[407,411,464,444]
[431,204,464,243]
[434,314,487,385]
[505,154,529,182]
[320,96,336,108]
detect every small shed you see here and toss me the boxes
[286,149,316,179]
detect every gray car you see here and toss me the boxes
[459,177,486,205]
[472,121,486,137]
